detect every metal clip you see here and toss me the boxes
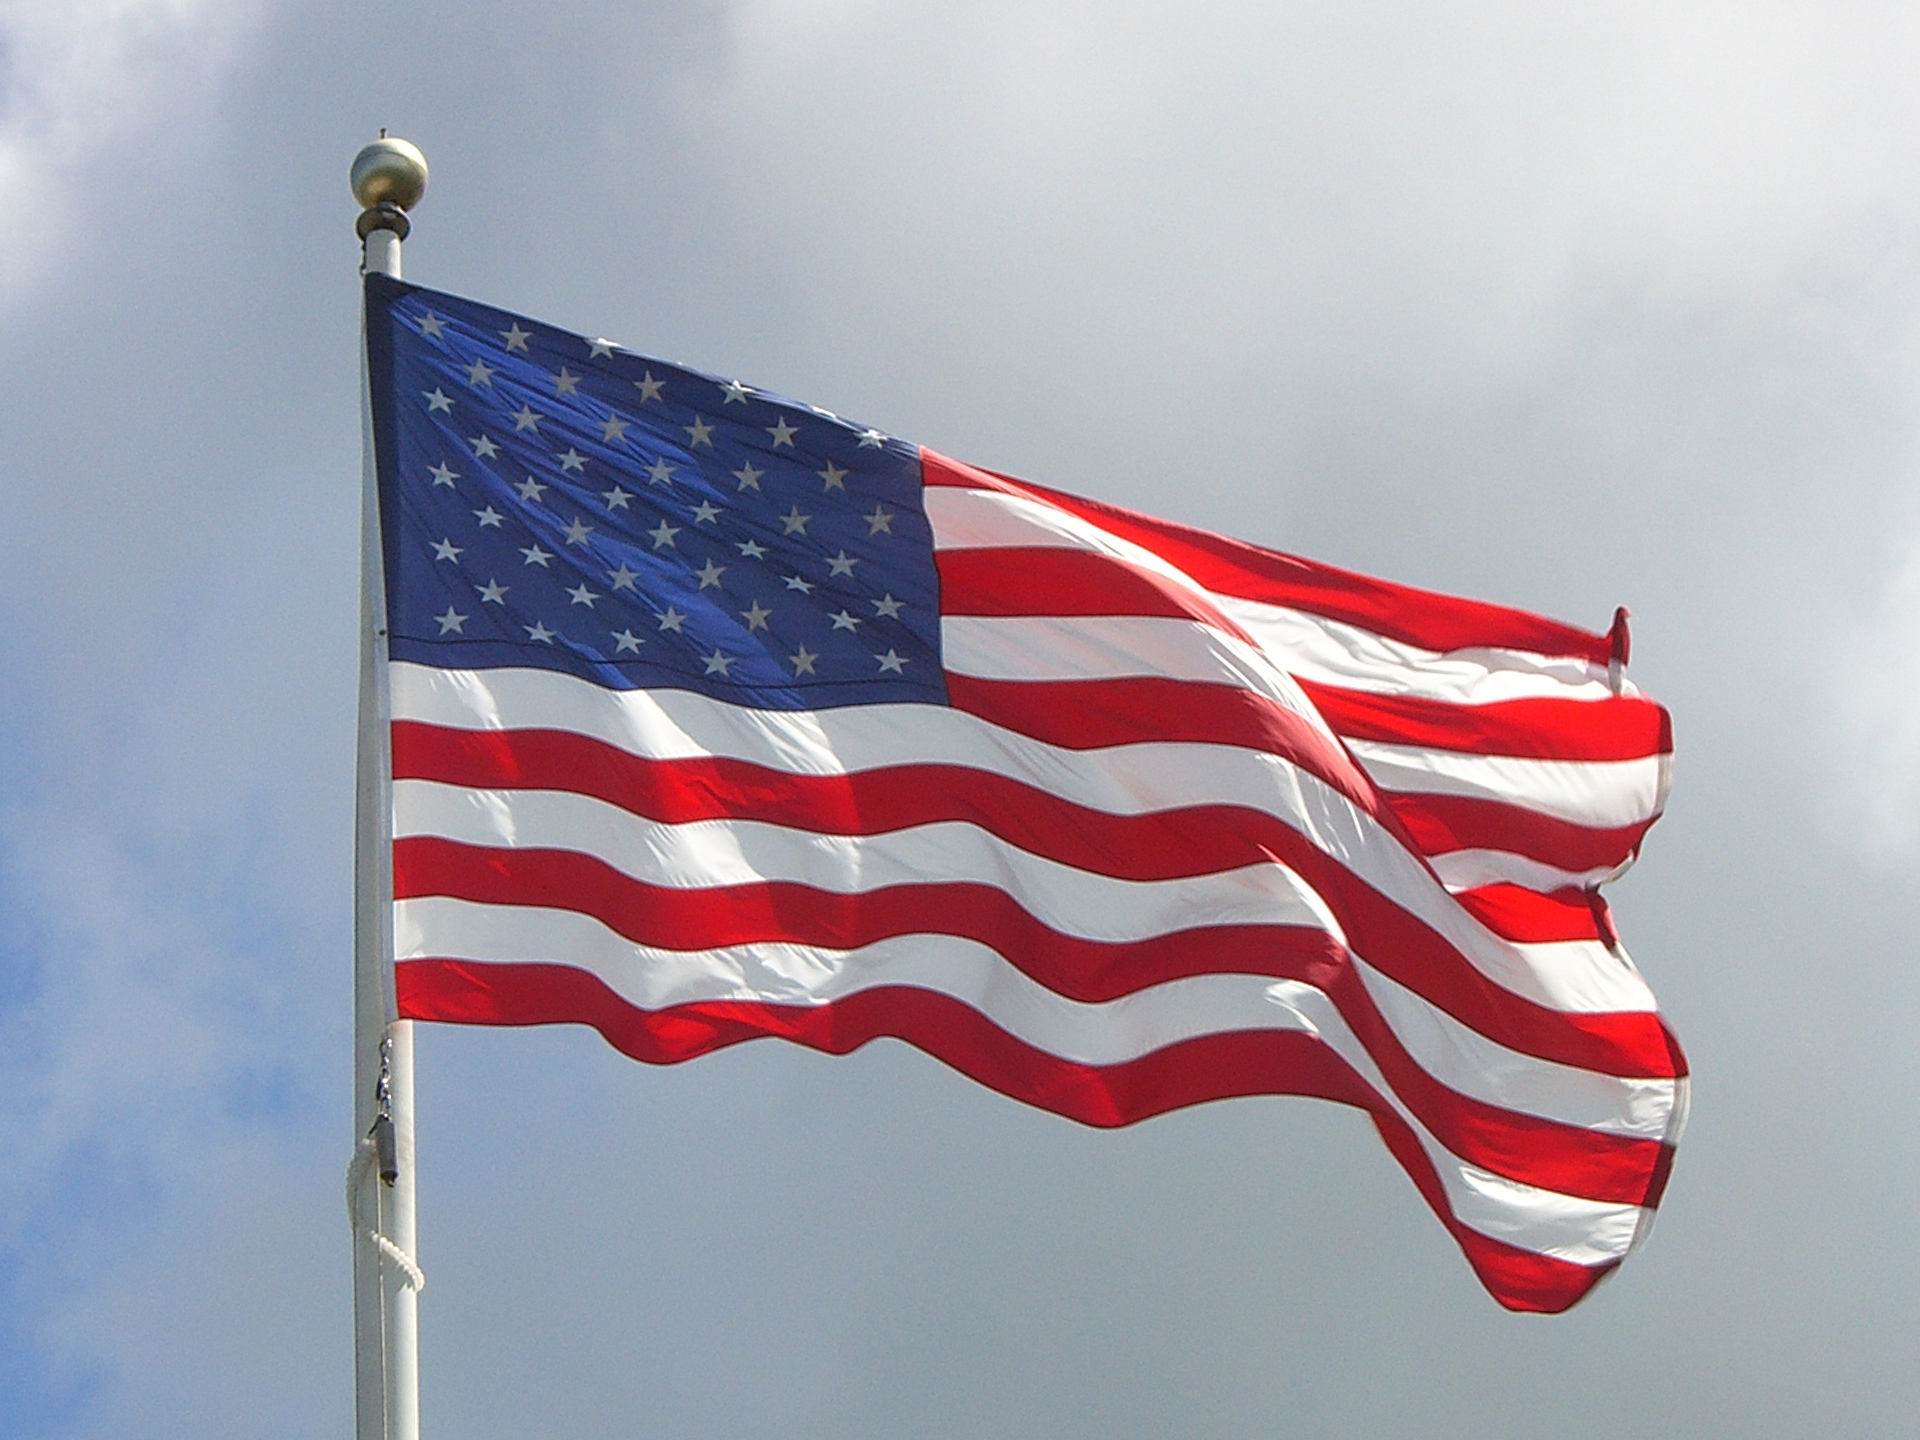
[370,1033,399,1186]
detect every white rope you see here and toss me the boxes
[345,1137,426,1293]
[366,1229,427,1294]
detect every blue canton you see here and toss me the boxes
[367,275,946,710]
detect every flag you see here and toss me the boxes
[365,275,1686,1314]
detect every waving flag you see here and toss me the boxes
[366,275,1686,1313]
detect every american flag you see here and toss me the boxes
[367,275,1686,1314]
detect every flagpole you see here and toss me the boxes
[350,134,428,1440]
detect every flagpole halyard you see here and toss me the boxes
[352,133,428,1440]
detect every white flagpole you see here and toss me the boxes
[350,134,429,1440]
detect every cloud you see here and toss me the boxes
[3,2,1920,1433]
[0,0,260,300]
[1832,524,1920,853]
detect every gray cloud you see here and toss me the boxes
[1832,531,1920,852]
[0,2,1916,1435]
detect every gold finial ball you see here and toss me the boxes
[351,136,429,211]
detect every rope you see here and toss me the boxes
[345,1137,426,1293]
[366,1229,427,1294]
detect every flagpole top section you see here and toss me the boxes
[353,135,426,278]
[352,135,429,213]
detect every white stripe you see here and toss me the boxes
[944,613,1271,687]
[391,663,1660,1019]
[942,613,1335,739]
[1345,740,1668,829]
[397,897,1644,1265]
[1428,849,1628,895]
[1214,594,1632,706]
[926,485,1212,600]
[395,780,1347,943]
[398,779,1668,1135]
[924,485,1639,707]
[1351,959,1677,1140]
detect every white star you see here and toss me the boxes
[789,646,818,676]
[783,574,815,594]
[827,550,858,578]
[858,428,886,448]
[829,609,861,632]
[566,582,601,607]
[524,621,556,643]
[607,563,640,592]
[780,506,810,536]
[500,323,532,352]
[435,606,468,634]
[563,517,593,545]
[612,628,643,653]
[521,544,553,567]
[657,607,686,633]
[736,538,768,560]
[818,463,847,492]
[424,388,453,414]
[647,458,676,486]
[473,505,504,528]
[691,500,721,525]
[553,368,581,396]
[684,416,714,448]
[471,435,500,459]
[695,559,726,589]
[875,649,907,674]
[602,485,632,510]
[466,358,496,387]
[766,417,798,448]
[733,462,764,491]
[429,462,459,488]
[590,337,618,359]
[740,600,773,632]
[557,447,587,473]
[719,379,752,404]
[872,593,904,619]
[418,313,448,339]
[516,476,548,503]
[866,506,894,535]
[432,538,463,562]
[648,520,680,550]
[634,371,665,403]
[511,404,543,432]
[478,579,509,604]
[600,413,631,443]
[702,649,735,676]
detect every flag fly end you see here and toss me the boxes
[1608,605,1631,694]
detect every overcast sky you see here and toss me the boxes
[1,2,1916,1435]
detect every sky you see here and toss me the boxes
[1,1,1917,1434]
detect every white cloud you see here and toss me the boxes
[0,0,260,299]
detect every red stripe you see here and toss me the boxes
[397,957,1615,1313]
[1383,791,1655,874]
[395,837,1673,1206]
[942,672,1387,821]
[396,835,1342,1000]
[936,546,1257,644]
[1298,680,1672,764]
[1454,885,1607,944]
[392,723,1685,1080]
[922,449,1614,665]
